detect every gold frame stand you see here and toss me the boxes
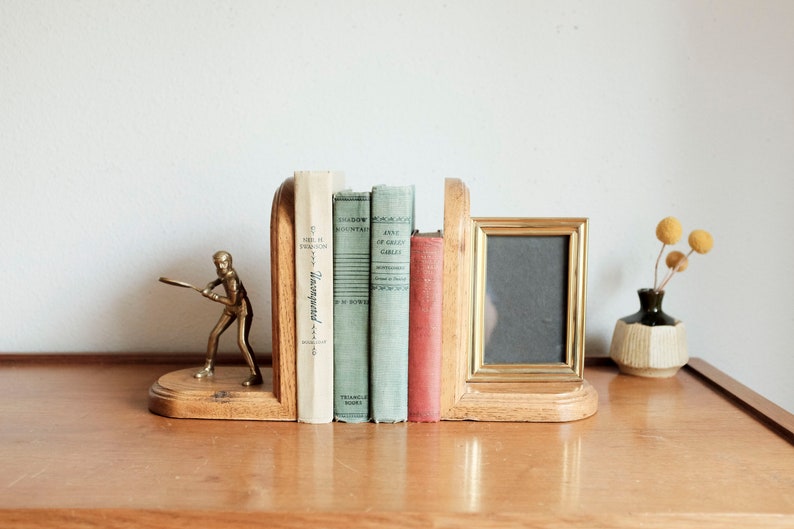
[440,179,598,421]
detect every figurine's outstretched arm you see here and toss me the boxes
[203,277,239,307]
[203,278,222,292]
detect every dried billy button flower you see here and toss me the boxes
[653,216,683,288]
[654,220,713,293]
[665,251,688,272]
[656,216,683,245]
[688,229,714,254]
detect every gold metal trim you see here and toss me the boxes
[468,218,588,383]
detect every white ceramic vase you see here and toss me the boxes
[609,289,688,378]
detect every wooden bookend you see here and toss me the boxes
[440,178,598,422]
[148,178,297,421]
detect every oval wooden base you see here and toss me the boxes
[444,379,599,422]
[149,367,597,422]
[148,367,295,421]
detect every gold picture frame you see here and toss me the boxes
[440,179,597,422]
[469,218,588,382]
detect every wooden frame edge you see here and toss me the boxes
[267,177,298,420]
[440,178,471,417]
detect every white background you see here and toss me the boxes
[2,1,792,412]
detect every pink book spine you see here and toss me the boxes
[407,232,444,422]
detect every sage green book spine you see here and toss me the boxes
[369,184,415,423]
[333,191,371,423]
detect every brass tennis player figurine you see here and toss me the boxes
[159,251,263,386]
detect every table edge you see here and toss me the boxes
[1,509,793,529]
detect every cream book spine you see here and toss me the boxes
[294,170,345,423]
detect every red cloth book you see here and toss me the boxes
[407,231,444,422]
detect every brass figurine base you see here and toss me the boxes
[148,367,292,421]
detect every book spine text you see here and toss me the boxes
[369,184,415,423]
[408,232,444,422]
[333,191,372,422]
[294,170,345,423]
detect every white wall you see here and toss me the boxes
[2,1,793,412]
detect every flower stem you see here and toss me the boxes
[653,243,666,290]
[655,249,694,293]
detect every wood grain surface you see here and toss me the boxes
[1,356,792,528]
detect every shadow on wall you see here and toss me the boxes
[585,334,610,358]
[111,241,274,362]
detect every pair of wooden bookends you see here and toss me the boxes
[148,178,598,422]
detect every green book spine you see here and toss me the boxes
[333,191,372,423]
[369,184,415,423]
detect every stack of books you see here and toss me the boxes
[294,171,443,424]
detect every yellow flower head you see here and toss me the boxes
[656,216,683,245]
[665,250,688,272]
[688,229,714,254]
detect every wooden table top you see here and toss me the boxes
[1,355,792,528]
